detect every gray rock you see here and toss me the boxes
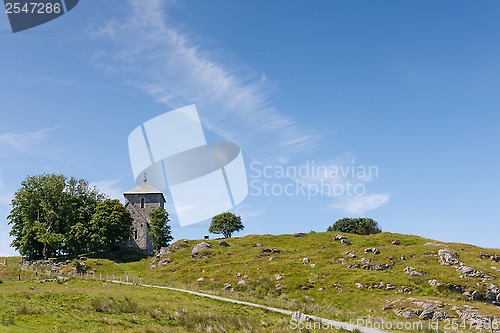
[391,240,401,245]
[438,249,460,266]
[294,232,306,237]
[291,311,311,322]
[364,248,380,254]
[333,235,347,241]
[419,308,435,320]
[404,266,425,277]
[157,258,173,268]
[302,258,310,264]
[159,247,172,256]
[197,277,205,283]
[218,241,230,247]
[428,279,442,288]
[192,242,212,256]
[340,238,351,246]
[456,264,491,279]
[223,283,232,290]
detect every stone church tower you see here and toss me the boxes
[123,178,166,253]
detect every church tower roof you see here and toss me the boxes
[123,183,166,202]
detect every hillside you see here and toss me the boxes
[2,231,500,332]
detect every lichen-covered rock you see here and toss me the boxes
[191,242,212,256]
[438,249,460,266]
[404,266,425,277]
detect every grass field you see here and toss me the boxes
[0,279,317,333]
[1,231,500,332]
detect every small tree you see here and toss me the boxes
[88,199,133,252]
[327,217,382,235]
[209,212,244,238]
[149,207,173,251]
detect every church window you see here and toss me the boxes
[141,197,145,208]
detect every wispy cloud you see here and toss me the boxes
[285,156,390,214]
[331,194,390,215]
[90,179,124,202]
[89,0,319,163]
[0,127,56,152]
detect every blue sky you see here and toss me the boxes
[1,1,499,256]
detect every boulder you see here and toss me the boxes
[428,279,442,288]
[404,266,425,277]
[364,248,380,254]
[159,247,172,256]
[438,249,460,266]
[218,241,230,247]
[157,258,173,268]
[419,308,435,320]
[458,264,492,279]
[340,239,351,246]
[192,242,212,256]
[302,258,310,265]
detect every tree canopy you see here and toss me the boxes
[148,207,173,251]
[8,174,104,259]
[8,174,135,259]
[208,212,244,238]
[88,199,133,253]
[327,217,382,235]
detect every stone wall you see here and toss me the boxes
[124,193,164,253]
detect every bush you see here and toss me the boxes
[327,218,382,235]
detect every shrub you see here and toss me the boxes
[327,218,382,235]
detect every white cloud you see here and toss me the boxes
[0,127,56,152]
[232,203,265,220]
[288,158,389,214]
[89,0,319,163]
[331,194,390,215]
[90,179,124,202]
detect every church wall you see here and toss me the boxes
[124,193,164,253]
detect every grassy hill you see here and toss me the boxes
[2,231,500,332]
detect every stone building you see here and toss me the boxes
[123,180,166,253]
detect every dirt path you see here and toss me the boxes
[111,280,393,333]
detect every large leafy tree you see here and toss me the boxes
[209,212,244,238]
[148,207,173,251]
[327,217,382,235]
[8,174,104,259]
[88,199,133,253]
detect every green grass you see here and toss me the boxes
[0,279,332,332]
[2,231,500,332]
